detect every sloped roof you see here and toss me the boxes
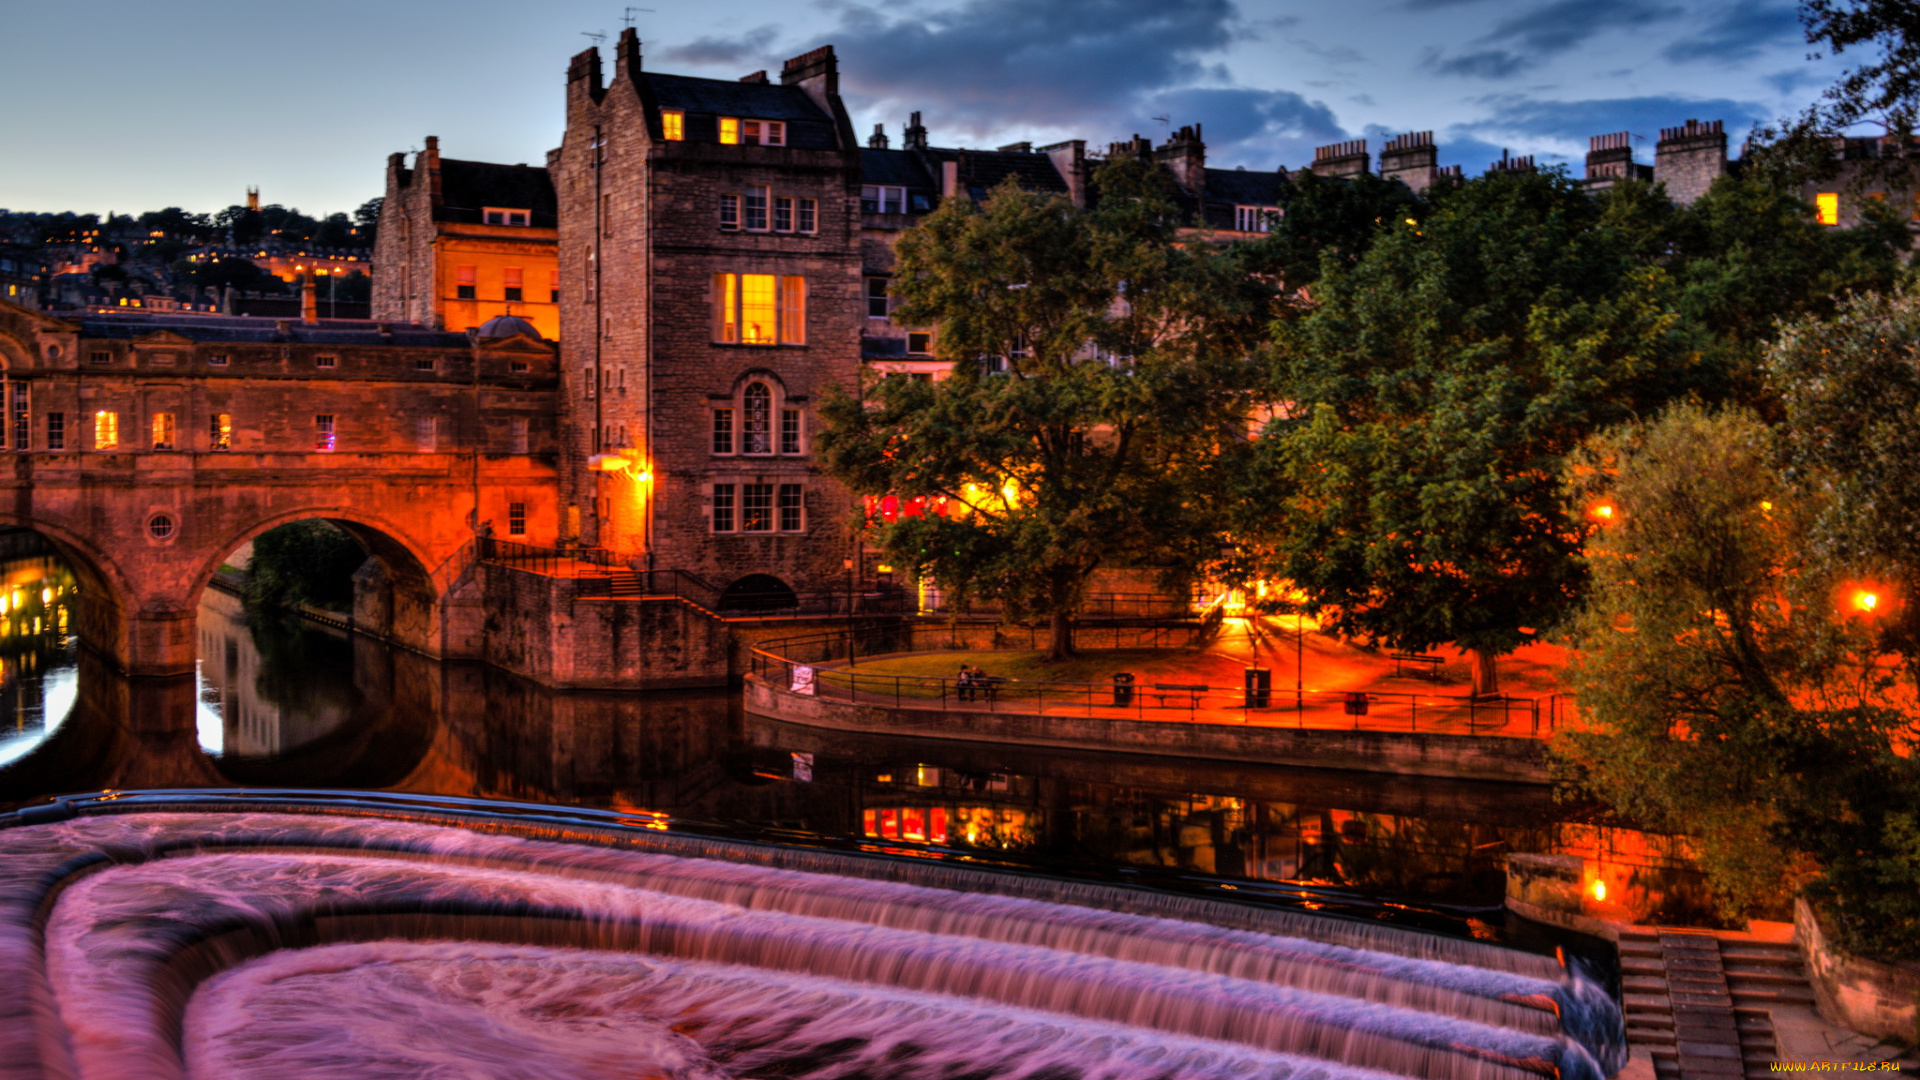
[919,147,1070,200]
[435,159,558,228]
[643,73,841,150]
[1205,167,1287,206]
[861,149,935,189]
[76,313,469,348]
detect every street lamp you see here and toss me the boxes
[844,555,857,665]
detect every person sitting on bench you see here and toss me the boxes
[957,664,974,701]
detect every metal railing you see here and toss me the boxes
[750,629,1565,738]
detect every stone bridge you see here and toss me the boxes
[0,300,561,677]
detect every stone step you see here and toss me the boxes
[1624,956,1668,976]
[1723,967,1808,987]
[1630,1027,1677,1045]
[1727,984,1817,1005]
[1719,944,1801,965]
[1625,975,1671,993]
[1626,992,1673,1012]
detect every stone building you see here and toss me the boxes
[373,138,561,340]
[550,32,865,608]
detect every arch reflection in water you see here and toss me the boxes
[0,531,79,769]
[4,799,1627,1080]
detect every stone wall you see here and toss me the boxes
[478,563,730,689]
[1796,897,1920,1046]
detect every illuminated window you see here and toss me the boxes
[415,415,437,453]
[743,383,772,454]
[742,483,774,531]
[503,267,523,302]
[774,196,793,232]
[509,417,529,454]
[745,185,769,231]
[661,110,684,141]
[712,483,736,532]
[779,483,804,531]
[719,117,740,145]
[908,331,933,355]
[209,413,230,451]
[549,268,560,303]
[46,412,63,451]
[314,414,335,452]
[456,264,477,299]
[781,409,801,454]
[742,119,785,146]
[508,502,526,536]
[712,408,734,454]
[93,410,118,451]
[712,273,805,344]
[150,412,175,451]
[799,197,817,233]
[1816,192,1840,226]
[720,194,739,231]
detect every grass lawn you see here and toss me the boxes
[828,648,1261,698]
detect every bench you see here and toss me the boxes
[1389,652,1445,681]
[1151,683,1209,708]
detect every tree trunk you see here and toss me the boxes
[1048,607,1075,661]
[1470,648,1500,698]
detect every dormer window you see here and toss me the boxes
[720,117,739,145]
[862,186,906,214]
[662,110,684,141]
[719,118,785,146]
[483,207,531,226]
[1234,205,1278,233]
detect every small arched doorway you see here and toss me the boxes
[718,574,798,613]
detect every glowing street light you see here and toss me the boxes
[1586,501,1617,524]
[1852,589,1881,614]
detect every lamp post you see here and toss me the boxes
[844,555,856,665]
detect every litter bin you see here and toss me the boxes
[1343,692,1369,716]
[1244,667,1271,708]
[1112,672,1136,707]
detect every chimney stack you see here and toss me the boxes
[904,111,928,150]
[301,272,317,324]
[869,123,890,150]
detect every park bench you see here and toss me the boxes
[1389,652,1445,681]
[1151,683,1209,708]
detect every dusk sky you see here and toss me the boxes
[1,0,1842,218]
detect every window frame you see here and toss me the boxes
[46,411,64,451]
[744,185,769,232]
[314,414,336,452]
[661,110,684,141]
[711,273,806,345]
[151,411,175,451]
[719,117,740,145]
[456,264,477,299]
[773,196,793,233]
[508,501,527,536]
[798,198,817,233]
[209,413,231,452]
[778,483,805,532]
[712,483,737,532]
[741,482,775,532]
[712,407,735,455]
[865,277,890,319]
[742,382,773,455]
[719,194,740,231]
[93,410,119,451]
[780,408,802,455]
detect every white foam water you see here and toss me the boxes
[6,809,1626,1080]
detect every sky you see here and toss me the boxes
[0,0,1845,218]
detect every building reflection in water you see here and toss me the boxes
[0,571,1715,931]
[0,533,78,769]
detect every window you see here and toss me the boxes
[415,356,435,372]
[719,117,740,145]
[907,331,933,355]
[509,360,529,373]
[315,354,337,369]
[745,185,769,231]
[150,352,175,367]
[509,417,529,454]
[314,414,335,452]
[1235,205,1277,233]
[603,194,612,237]
[549,269,560,303]
[780,408,801,454]
[1816,192,1840,226]
[10,382,26,451]
[712,408,734,454]
[456,265,477,299]
[743,119,785,146]
[779,484,804,531]
[742,483,774,531]
[712,483,736,532]
[503,267,523,302]
[483,208,530,226]
[711,273,806,345]
[508,502,527,536]
[866,277,889,318]
[415,415,437,453]
[774,196,793,233]
[151,412,175,451]
[799,198,817,233]
[862,185,906,213]
[93,410,118,451]
[88,351,110,366]
[209,413,230,451]
[583,366,595,399]
[662,110,684,141]
[46,412,63,451]
[743,383,772,454]
[147,513,175,540]
[720,194,740,231]
[208,353,229,366]
[586,246,595,300]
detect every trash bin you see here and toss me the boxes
[1244,667,1271,708]
[1112,672,1136,707]
[1343,692,1369,716]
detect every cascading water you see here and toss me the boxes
[0,793,1627,1080]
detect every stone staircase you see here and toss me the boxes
[606,570,642,599]
[1620,928,1816,1080]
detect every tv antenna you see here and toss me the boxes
[582,29,607,45]
[622,7,654,28]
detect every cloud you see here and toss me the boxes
[1467,93,1768,144]
[1142,86,1350,169]
[657,25,781,68]
[1426,0,1682,79]
[1661,3,1803,64]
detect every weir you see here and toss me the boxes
[0,793,1627,1080]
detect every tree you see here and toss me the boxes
[245,520,367,613]
[1254,169,1425,306]
[354,197,383,247]
[817,156,1275,660]
[1556,404,1920,956]
[1748,1,1920,189]
[1239,170,1695,695]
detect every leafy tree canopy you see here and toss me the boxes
[818,156,1276,659]
[1748,1,1920,188]
[1238,169,1697,691]
[1256,169,1425,301]
[245,520,366,613]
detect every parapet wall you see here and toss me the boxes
[475,564,731,689]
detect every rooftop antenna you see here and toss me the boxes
[582,29,607,45]
[621,6,654,28]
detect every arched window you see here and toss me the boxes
[743,381,771,454]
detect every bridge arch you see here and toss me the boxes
[0,515,146,672]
